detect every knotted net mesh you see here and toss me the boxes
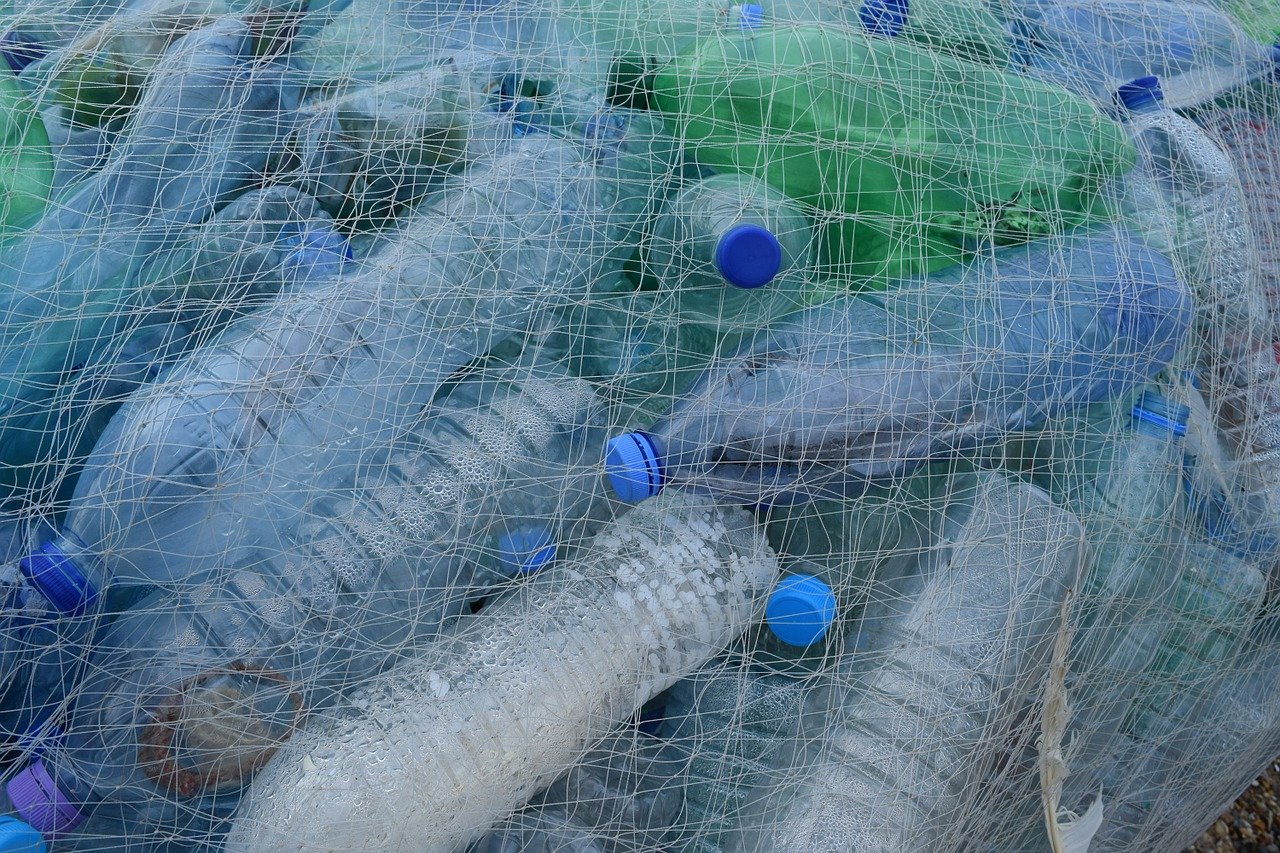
[0,0,1272,850]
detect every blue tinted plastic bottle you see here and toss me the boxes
[605,225,1191,507]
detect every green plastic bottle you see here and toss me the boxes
[0,69,51,232]
[651,24,1136,287]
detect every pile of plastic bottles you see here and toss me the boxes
[0,0,1270,849]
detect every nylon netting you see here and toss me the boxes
[0,0,1272,851]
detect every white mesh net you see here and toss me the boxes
[0,0,1272,850]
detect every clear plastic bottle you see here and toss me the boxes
[470,730,679,853]
[1008,0,1277,109]
[3,125,660,623]
[645,173,814,330]
[727,471,1084,851]
[214,493,778,852]
[0,184,349,505]
[0,356,618,847]
[604,225,1190,507]
[0,18,301,493]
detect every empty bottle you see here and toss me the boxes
[280,56,517,229]
[727,471,1083,851]
[0,64,51,231]
[644,172,813,327]
[650,23,1135,280]
[605,226,1190,508]
[0,355,621,846]
[0,184,349,505]
[1008,0,1276,109]
[650,659,811,853]
[196,493,778,851]
[2,121,665,626]
[471,730,679,853]
[0,18,302,496]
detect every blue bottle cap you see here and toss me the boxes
[18,543,95,617]
[283,228,352,275]
[736,3,764,29]
[766,573,837,647]
[714,224,782,289]
[1271,43,1280,73]
[1130,390,1189,437]
[859,0,909,38]
[604,433,664,504]
[1115,76,1164,112]
[498,526,557,574]
[0,816,44,853]
[0,31,45,74]
[16,721,63,760]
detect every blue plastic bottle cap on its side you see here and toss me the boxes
[859,0,909,38]
[283,229,353,276]
[1131,390,1189,437]
[0,32,46,74]
[604,433,664,504]
[0,816,44,853]
[715,224,782,289]
[1115,76,1164,112]
[1271,43,1280,73]
[498,527,557,574]
[766,574,838,647]
[736,4,764,29]
[18,542,96,617]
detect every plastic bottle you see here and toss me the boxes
[2,123,663,625]
[0,354,622,846]
[649,659,811,853]
[1008,0,1277,110]
[725,471,1083,851]
[0,63,51,231]
[0,18,302,488]
[280,56,517,230]
[181,492,778,852]
[0,184,349,505]
[604,225,1190,508]
[650,23,1135,281]
[471,730,679,853]
[644,172,813,329]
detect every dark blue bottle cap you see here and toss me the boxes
[15,720,63,760]
[737,3,764,29]
[498,526,557,574]
[604,433,663,504]
[766,573,837,647]
[714,224,782,289]
[1130,390,1189,437]
[859,0,909,38]
[1115,76,1164,112]
[18,543,95,618]
[0,32,46,74]
[0,816,44,853]
[1271,43,1280,73]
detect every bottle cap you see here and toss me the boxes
[604,433,664,504]
[714,224,782,289]
[859,0,909,38]
[282,228,352,278]
[18,543,95,617]
[16,721,63,760]
[498,526,557,574]
[0,816,44,852]
[6,761,81,837]
[765,573,837,647]
[0,32,45,74]
[1115,76,1164,112]
[735,4,764,29]
[1130,389,1189,436]
[1270,42,1280,73]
